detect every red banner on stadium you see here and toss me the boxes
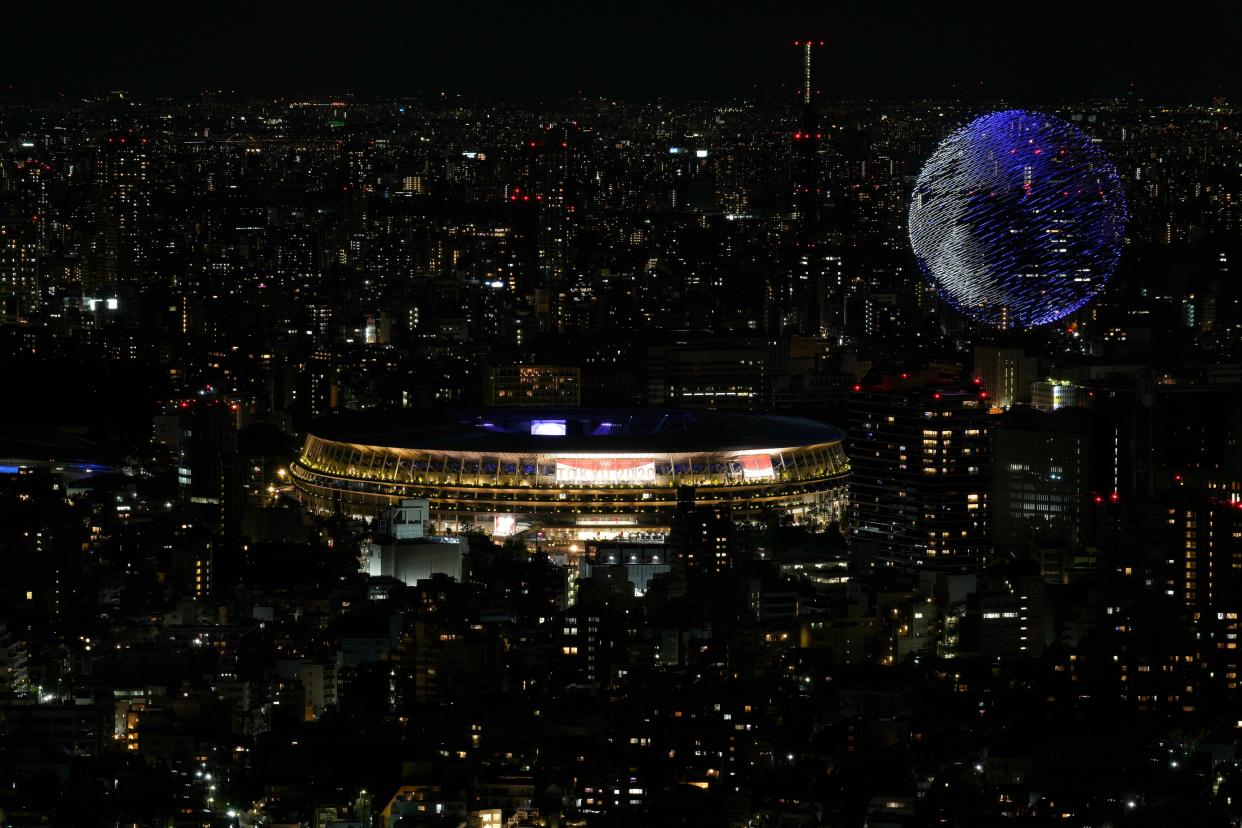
[740,454,775,479]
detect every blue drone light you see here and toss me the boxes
[909,110,1127,328]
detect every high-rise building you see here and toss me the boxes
[667,486,734,576]
[993,407,1091,549]
[971,575,1050,659]
[645,340,773,410]
[1090,376,1157,502]
[849,382,993,572]
[1163,497,1242,616]
[1030,378,1091,412]
[530,125,577,332]
[782,39,832,338]
[1153,496,1242,701]
[789,39,823,227]
[174,397,241,540]
[95,134,151,289]
[484,364,581,407]
[973,345,1038,410]
[0,623,29,694]
[1158,384,1242,504]
[0,218,38,324]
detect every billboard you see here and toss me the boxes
[555,457,655,484]
[739,454,775,480]
[574,515,638,526]
[531,420,567,436]
[493,514,517,537]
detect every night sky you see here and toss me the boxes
[5,2,1238,101]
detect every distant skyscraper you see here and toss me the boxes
[181,397,241,539]
[790,39,823,227]
[95,134,151,288]
[784,39,835,338]
[344,137,375,230]
[849,383,993,572]
[0,218,39,324]
[531,125,577,332]
[973,345,1038,410]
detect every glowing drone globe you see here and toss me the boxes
[908,110,1127,328]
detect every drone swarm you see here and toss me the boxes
[909,110,1127,328]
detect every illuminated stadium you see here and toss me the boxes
[291,409,849,540]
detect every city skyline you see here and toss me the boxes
[4,3,1239,101]
[1,12,1241,827]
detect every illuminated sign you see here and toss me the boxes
[556,457,655,484]
[739,454,775,480]
[531,420,567,436]
[575,515,638,526]
[493,514,516,536]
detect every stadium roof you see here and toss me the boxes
[309,408,844,454]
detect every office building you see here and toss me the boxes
[993,407,1091,549]
[849,383,992,572]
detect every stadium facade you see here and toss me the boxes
[291,409,849,540]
